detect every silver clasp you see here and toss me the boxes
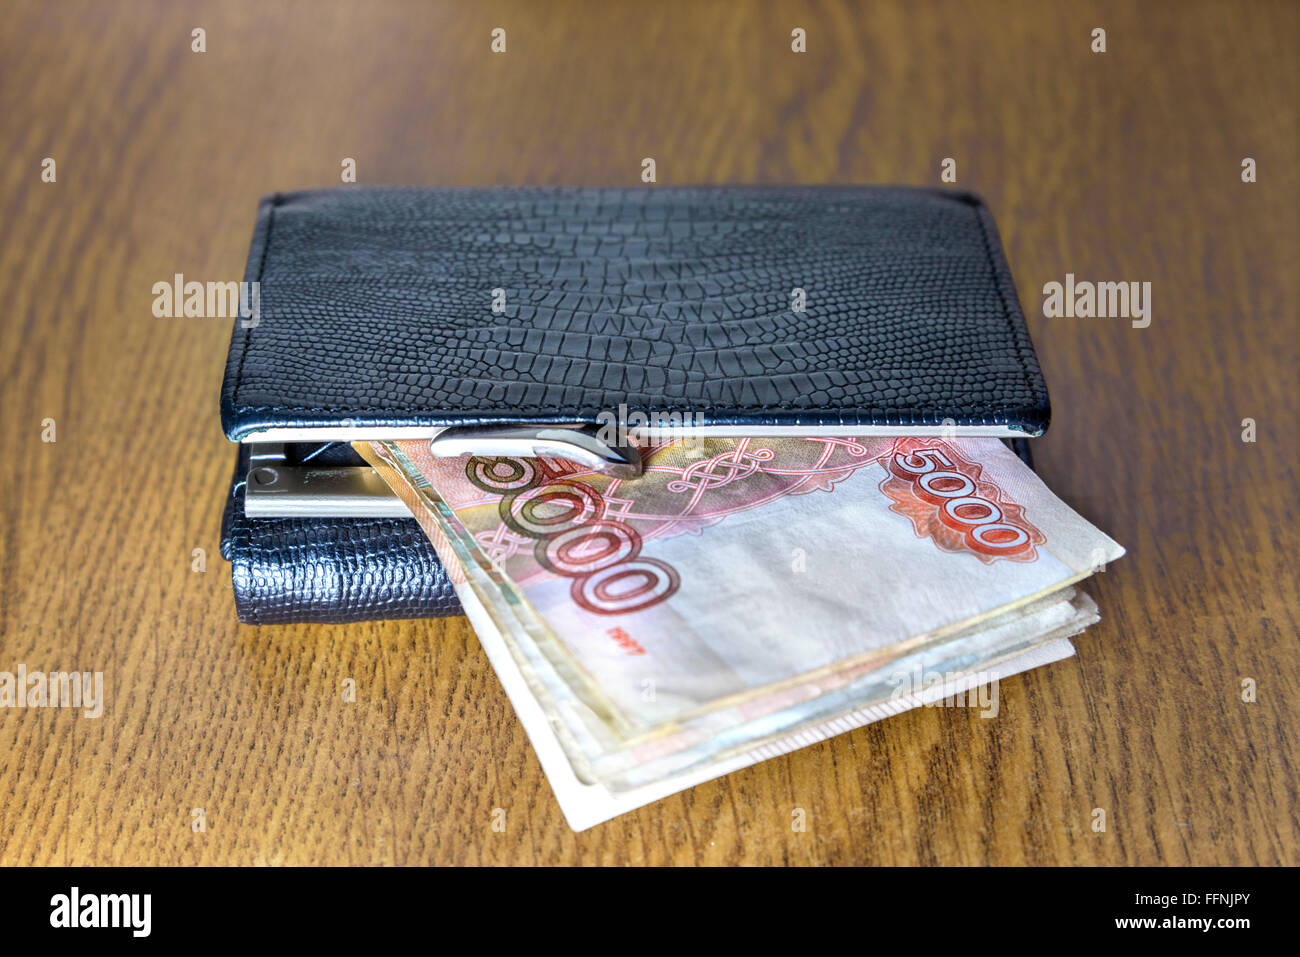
[427,424,643,479]
[244,443,413,518]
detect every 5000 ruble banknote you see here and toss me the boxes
[358,436,1123,826]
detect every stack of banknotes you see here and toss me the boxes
[356,435,1123,830]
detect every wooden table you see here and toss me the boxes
[1,0,1295,865]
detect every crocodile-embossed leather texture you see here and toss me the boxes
[220,447,460,624]
[220,186,1049,439]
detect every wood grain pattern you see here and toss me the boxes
[0,0,1295,865]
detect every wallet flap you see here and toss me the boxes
[221,445,459,624]
[221,186,1049,442]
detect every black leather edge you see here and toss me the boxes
[1003,436,1034,470]
[221,192,278,441]
[969,193,1051,437]
[220,445,461,625]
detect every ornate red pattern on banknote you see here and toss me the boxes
[879,439,1045,563]
[440,437,893,613]
[641,436,887,533]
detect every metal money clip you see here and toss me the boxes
[243,443,411,518]
[244,425,642,518]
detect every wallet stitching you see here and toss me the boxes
[230,193,1045,422]
[228,403,1023,417]
[971,201,1043,405]
[233,193,281,413]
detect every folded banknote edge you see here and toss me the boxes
[460,579,1080,832]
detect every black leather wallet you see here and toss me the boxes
[219,186,1048,624]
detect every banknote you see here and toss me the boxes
[452,569,1084,831]
[358,435,1124,817]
